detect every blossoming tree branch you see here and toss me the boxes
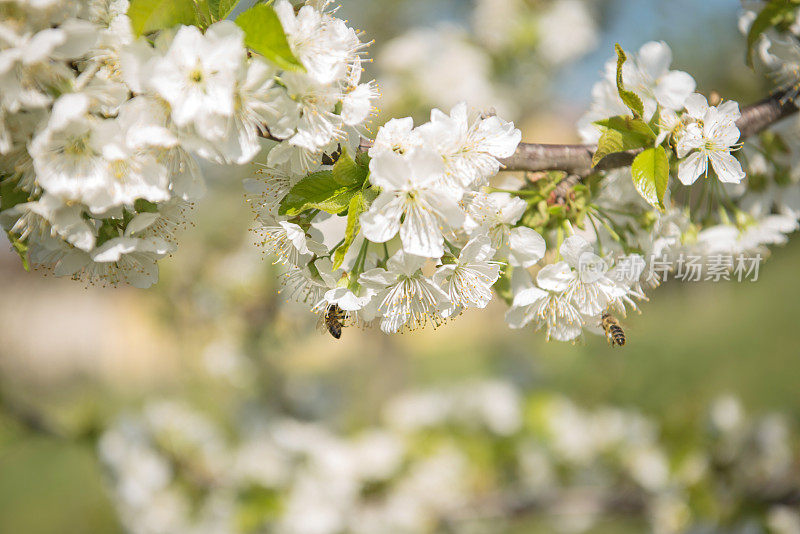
[1,0,799,342]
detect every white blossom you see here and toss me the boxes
[416,102,521,188]
[359,250,451,333]
[505,264,583,342]
[360,148,464,258]
[434,234,501,317]
[148,21,245,139]
[677,94,745,185]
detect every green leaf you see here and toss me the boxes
[594,116,656,142]
[0,177,30,211]
[127,0,197,36]
[631,146,669,211]
[747,1,799,67]
[355,150,371,170]
[332,193,366,270]
[235,3,304,71]
[279,171,360,216]
[592,128,649,168]
[207,0,238,20]
[134,199,159,213]
[332,147,369,187]
[614,44,644,118]
[279,147,370,217]
[97,220,123,247]
[648,104,662,133]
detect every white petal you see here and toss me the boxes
[709,151,745,184]
[360,193,403,243]
[508,227,546,267]
[683,93,709,119]
[92,237,141,262]
[511,286,548,308]
[124,212,160,236]
[400,204,444,258]
[559,235,591,267]
[654,71,696,110]
[536,261,574,292]
[459,233,494,263]
[637,41,672,79]
[677,151,707,185]
[369,153,411,191]
[359,268,397,289]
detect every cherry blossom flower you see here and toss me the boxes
[434,234,501,317]
[677,93,745,185]
[148,21,244,139]
[360,251,451,333]
[579,41,696,143]
[360,148,465,258]
[416,102,521,188]
[504,264,583,342]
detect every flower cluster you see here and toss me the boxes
[505,235,648,341]
[0,0,375,287]
[0,0,184,286]
[249,35,800,342]
[3,1,800,344]
[249,102,535,333]
[99,384,800,534]
[261,0,377,173]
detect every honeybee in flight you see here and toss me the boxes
[600,312,626,347]
[318,304,348,339]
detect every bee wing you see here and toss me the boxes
[315,309,329,334]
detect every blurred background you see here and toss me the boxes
[2,1,800,533]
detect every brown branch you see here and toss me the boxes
[499,88,799,174]
[262,89,797,173]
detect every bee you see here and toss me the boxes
[601,312,626,347]
[318,304,348,339]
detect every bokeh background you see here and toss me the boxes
[2,1,799,533]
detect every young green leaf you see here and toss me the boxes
[279,171,360,216]
[332,147,369,187]
[614,43,644,119]
[631,146,669,211]
[332,193,366,270]
[594,116,656,142]
[0,177,29,211]
[235,3,304,71]
[592,128,650,168]
[207,0,238,19]
[127,0,197,36]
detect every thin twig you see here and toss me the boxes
[499,88,799,174]
[262,88,798,174]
